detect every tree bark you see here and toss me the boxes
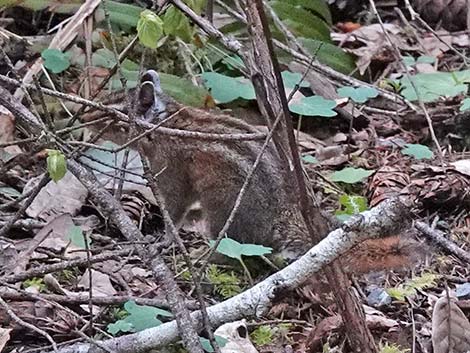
[243,2,378,352]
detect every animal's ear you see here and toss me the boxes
[138,81,155,115]
[138,69,168,121]
[141,70,163,93]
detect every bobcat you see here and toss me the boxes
[83,70,310,260]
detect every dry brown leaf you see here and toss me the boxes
[432,296,470,353]
[405,167,470,208]
[25,171,88,221]
[332,24,406,74]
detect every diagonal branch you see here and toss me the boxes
[46,197,409,353]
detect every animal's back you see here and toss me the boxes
[140,103,302,251]
[82,70,310,259]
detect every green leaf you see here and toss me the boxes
[337,194,368,215]
[379,342,411,353]
[159,73,209,107]
[336,194,368,222]
[403,55,435,67]
[107,320,133,335]
[301,38,357,75]
[99,1,143,28]
[202,72,256,103]
[289,95,337,117]
[200,336,228,352]
[409,272,438,289]
[46,149,67,182]
[302,155,318,164]
[401,143,433,160]
[1,0,82,13]
[221,55,245,70]
[386,273,439,301]
[337,86,379,104]
[385,287,414,301]
[91,48,116,68]
[187,0,206,14]
[277,0,332,24]
[251,325,274,346]
[402,56,415,67]
[163,5,192,42]
[416,55,436,64]
[271,1,331,41]
[281,71,310,89]
[210,238,272,261]
[88,52,210,107]
[460,98,470,111]
[67,225,91,249]
[107,301,172,335]
[329,167,374,184]
[41,49,70,74]
[23,278,46,292]
[399,70,470,102]
[137,10,164,49]
[207,265,242,299]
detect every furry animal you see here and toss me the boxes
[83,70,310,260]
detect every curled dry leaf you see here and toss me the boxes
[432,296,470,353]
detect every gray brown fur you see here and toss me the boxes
[83,71,309,260]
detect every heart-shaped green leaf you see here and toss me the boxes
[202,72,255,103]
[210,238,272,260]
[401,144,433,160]
[137,10,163,49]
[337,86,379,104]
[281,71,310,89]
[41,49,70,74]
[330,167,374,184]
[289,95,337,117]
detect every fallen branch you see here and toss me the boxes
[50,197,409,353]
[415,221,470,264]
